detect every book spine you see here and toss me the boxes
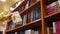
[35,7,41,20]
[53,22,56,34]
[55,20,60,34]
[23,15,27,25]
[26,13,30,23]
[47,5,58,15]
[32,10,36,21]
[25,29,32,34]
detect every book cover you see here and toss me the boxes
[47,5,58,15]
[11,11,22,24]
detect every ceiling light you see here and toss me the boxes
[0,0,6,2]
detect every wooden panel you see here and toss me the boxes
[6,19,41,33]
[40,0,47,34]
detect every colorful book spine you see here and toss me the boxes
[47,5,58,15]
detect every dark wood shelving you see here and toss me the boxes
[44,12,60,21]
[5,0,60,34]
[20,1,40,16]
[6,19,41,33]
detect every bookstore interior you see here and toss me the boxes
[0,0,60,34]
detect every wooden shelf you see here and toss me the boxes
[20,1,40,16]
[6,19,41,33]
[11,0,28,12]
[44,12,60,21]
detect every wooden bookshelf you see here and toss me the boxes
[6,19,41,33]
[11,0,28,13]
[44,12,60,22]
[5,0,60,34]
[44,12,60,19]
[20,1,40,16]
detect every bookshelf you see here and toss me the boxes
[5,0,60,34]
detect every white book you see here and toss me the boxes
[15,32,17,34]
[58,0,60,4]
[53,22,56,33]
[16,0,24,8]
[25,1,29,9]
[34,30,39,34]
[25,29,32,34]
[11,11,22,23]
[47,27,50,34]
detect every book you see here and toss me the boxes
[54,20,60,34]
[11,11,22,24]
[8,22,15,30]
[25,0,30,9]
[17,31,25,34]
[16,0,24,8]
[47,5,58,15]
[15,32,17,34]
[23,14,27,25]
[25,29,32,34]
[35,6,41,20]
[32,6,41,21]
[26,13,30,23]
[47,27,53,34]
[8,22,13,30]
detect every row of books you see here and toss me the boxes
[22,5,41,25]
[17,0,37,13]
[8,0,41,30]
[46,0,60,15]
[47,20,60,34]
[8,29,39,34]
[46,1,58,15]
[8,6,41,30]
[10,0,37,13]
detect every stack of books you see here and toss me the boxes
[46,1,58,15]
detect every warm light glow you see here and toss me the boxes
[0,0,6,2]
[1,12,4,14]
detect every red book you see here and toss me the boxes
[53,20,60,34]
[55,20,60,34]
